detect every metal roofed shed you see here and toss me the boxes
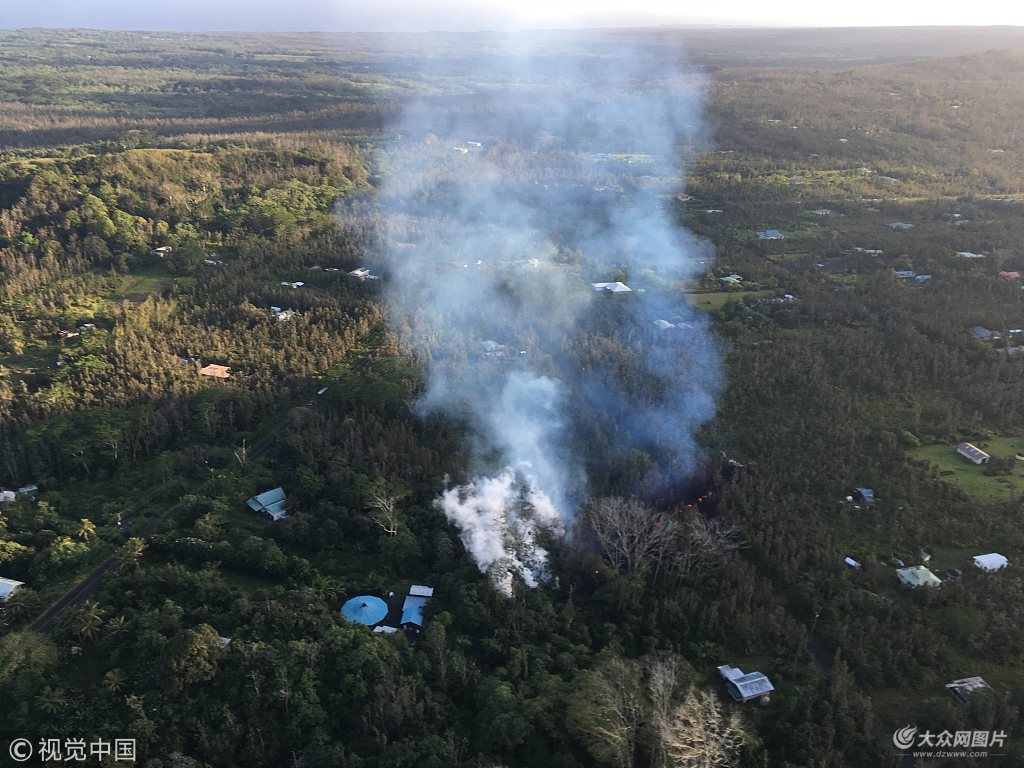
[0,576,25,601]
[897,565,942,588]
[973,553,1009,572]
[946,676,992,703]
[756,229,784,239]
[717,665,774,703]
[341,596,389,626]
[957,443,991,465]
[247,487,288,521]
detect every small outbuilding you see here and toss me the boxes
[756,230,785,240]
[854,488,876,504]
[957,442,991,465]
[973,553,1009,572]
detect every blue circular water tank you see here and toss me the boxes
[341,595,388,626]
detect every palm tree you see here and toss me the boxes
[38,686,66,715]
[73,600,105,642]
[117,537,146,573]
[103,668,127,695]
[311,574,342,602]
[105,614,129,640]
[76,518,97,542]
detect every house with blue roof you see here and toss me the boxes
[756,230,785,240]
[894,270,916,279]
[247,487,288,521]
[400,585,434,630]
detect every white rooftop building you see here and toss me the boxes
[0,577,25,601]
[592,282,632,293]
[973,553,1009,572]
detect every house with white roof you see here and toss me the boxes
[591,282,632,293]
[897,565,942,588]
[0,577,25,602]
[973,553,1009,572]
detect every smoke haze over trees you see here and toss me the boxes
[378,36,720,592]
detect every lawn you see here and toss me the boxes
[686,289,774,311]
[911,437,1024,504]
[111,273,174,301]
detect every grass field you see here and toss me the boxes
[911,437,1024,503]
[686,289,775,311]
[111,273,174,301]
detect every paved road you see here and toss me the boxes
[29,556,117,632]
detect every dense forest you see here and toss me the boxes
[3,26,1024,768]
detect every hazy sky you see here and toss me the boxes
[3,0,1024,32]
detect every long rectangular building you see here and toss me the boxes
[957,442,991,465]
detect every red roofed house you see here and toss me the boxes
[1000,271,1021,280]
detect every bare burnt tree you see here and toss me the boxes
[676,516,744,581]
[658,688,745,768]
[582,497,681,575]
[646,656,683,768]
[366,491,399,536]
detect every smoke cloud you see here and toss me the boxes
[378,33,721,594]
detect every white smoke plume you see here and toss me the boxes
[439,467,562,596]
[377,32,721,593]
